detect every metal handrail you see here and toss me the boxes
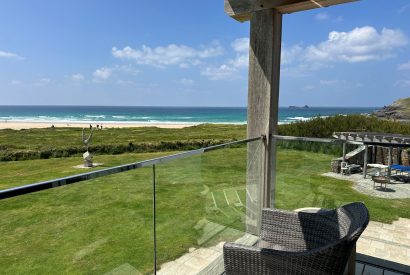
[0,136,262,200]
[273,135,367,145]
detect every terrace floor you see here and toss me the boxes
[358,218,410,269]
[323,172,410,199]
[154,219,410,275]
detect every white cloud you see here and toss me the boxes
[71,73,85,81]
[40,78,50,84]
[112,42,223,68]
[398,60,410,70]
[398,4,410,14]
[114,64,140,75]
[0,50,24,60]
[315,12,342,23]
[117,79,135,86]
[93,67,112,81]
[305,26,408,63]
[282,45,303,65]
[315,12,329,21]
[33,78,51,86]
[177,78,195,86]
[394,80,410,88]
[319,79,341,86]
[201,65,238,80]
[201,38,249,80]
[281,26,409,77]
[302,85,315,91]
[231,38,249,53]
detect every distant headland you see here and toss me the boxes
[373,97,410,122]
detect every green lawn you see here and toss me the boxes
[1,147,409,274]
[0,124,246,150]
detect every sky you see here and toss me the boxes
[0,0,409,107]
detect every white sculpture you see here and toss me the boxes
[82,128,94,167]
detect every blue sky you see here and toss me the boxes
[0,0,409,107]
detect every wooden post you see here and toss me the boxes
[246,8,282,234]
[387,146,392,183]
[363,145,368,178]
[342,142,347,162]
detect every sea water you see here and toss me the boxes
[0,106,379,125]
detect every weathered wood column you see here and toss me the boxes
[224,0,359,235]
[246,8,282,233]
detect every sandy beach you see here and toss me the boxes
[0,121,193,130]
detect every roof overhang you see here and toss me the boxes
[225,0,358,22]
[333,132,410,145]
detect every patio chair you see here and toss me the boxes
[223,202,369,275]
[340,161,349,175]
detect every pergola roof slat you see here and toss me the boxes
[333,132,410,145]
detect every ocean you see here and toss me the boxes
[0,106,379,125]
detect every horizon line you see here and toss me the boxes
[0,104,381,108]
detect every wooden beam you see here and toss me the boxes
[277,0,357,14]
[225,0,358,22]
[246,8,282,234]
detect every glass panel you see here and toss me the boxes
[274,139,410,267]
[274,139,353,210]
[155,140,263,274]
[0,167,154,274]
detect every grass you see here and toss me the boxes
[1,115,409,161]
[0,124,246,150]
[0,152,175,190]
[1,146,409,274]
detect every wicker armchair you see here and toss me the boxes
[223,202,369,275]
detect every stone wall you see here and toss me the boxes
[402,149,410,166]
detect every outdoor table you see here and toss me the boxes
[366,164,388,177]
[367,164,388,169]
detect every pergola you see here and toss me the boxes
[333,131,410,180]
[224,0,359,233]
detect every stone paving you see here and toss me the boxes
[155,219,410,274]
[323,172,410,199]
[156,219,258,275]
[357,217,410,267]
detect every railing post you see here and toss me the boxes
[363,145,368,178]
[153,165,157,275]
[388,146,392,183]
[342,142,347,162]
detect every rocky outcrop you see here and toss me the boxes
[373,97,410,121]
